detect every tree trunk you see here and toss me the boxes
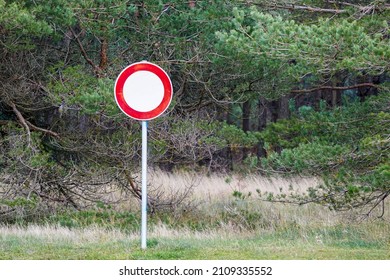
[242,100,250,132]
[278,95,290,119]
[225,103,234,170]
[257,97,267,158]
[268,100,279,122]
[331,77,342,107]
[241,100,251,160]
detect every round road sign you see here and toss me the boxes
[115,61,173,120]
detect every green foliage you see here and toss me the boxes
[0,0,53,36]
[0,196,38,209]
[262,142,348,173]
[49,210,138,232]
[260,118,316,150]
[259,91,390,212]
[48,65,118,116]
[261,91,390,151]
[197,121,261,150]
[217,122,261,148]
[217,6,390,89]
[0,0,54,50]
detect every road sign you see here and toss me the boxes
[114,61,173,121]
[114,61,172,250]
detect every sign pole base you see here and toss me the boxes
[141,121,148,249]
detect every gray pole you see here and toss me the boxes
[141,121,148,249]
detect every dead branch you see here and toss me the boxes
[326,1,361,9]
[243,1,390,15]
[10,101,31,142]
[58,186,80,210]
[124,170,142,200]
[279,4,346,14]
[25,120,60,138]
[244,1,346,14]
[291,83,378,93]
[0,120,13,125]
[328,1,390,11]
[366,191,389,218]
[9,101,60,138]
[98,38,108,70]
[71,28,99,73]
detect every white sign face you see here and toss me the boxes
[114,61,173,121]
[123,71,165,112]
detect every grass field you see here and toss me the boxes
[1,221,389,260]
[1,171,389,260]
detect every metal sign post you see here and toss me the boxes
[141,120,148,249]
[114,61,172,249]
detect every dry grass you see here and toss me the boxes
[143,170,390,227]
[118,170,384,226]
[0,222,251,244]
[0,224,129,243]
[149,170,319,200]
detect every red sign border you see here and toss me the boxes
[115,61,173,121]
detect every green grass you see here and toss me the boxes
[0,223,389,260]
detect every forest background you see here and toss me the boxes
[0,0,389,259]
